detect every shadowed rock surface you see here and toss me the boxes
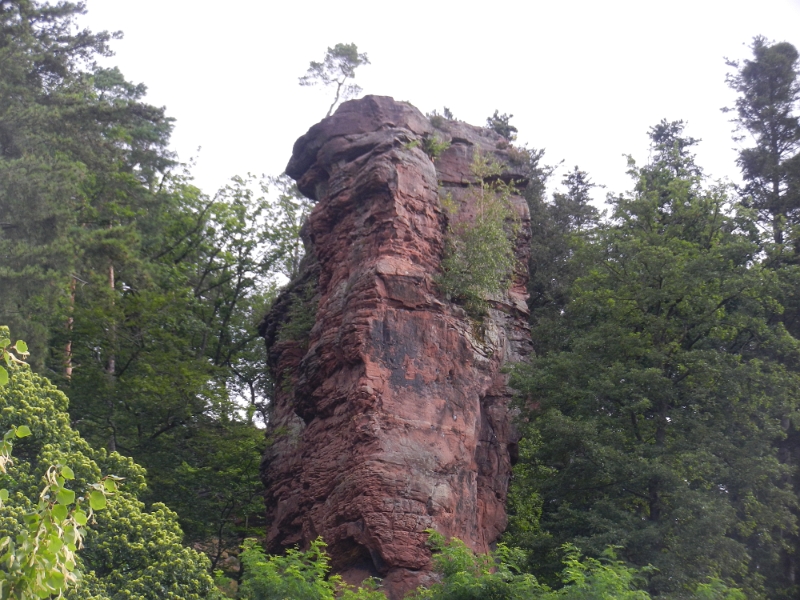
[259,95,532,598]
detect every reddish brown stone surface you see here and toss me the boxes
[259,96,532,599]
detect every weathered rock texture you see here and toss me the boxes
[259,96,532,599]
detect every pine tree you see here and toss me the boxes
[508,122,800,597]
[527,166,600,353]
[725,36,800,248]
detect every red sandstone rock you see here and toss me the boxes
[259,96,532,599]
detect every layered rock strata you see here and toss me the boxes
[259,96,532,598]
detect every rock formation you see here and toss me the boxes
[259,96,532,599]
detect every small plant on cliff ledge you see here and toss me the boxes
[276,275,318,345]
[427,107,456,129]
[423,134,451,161]
[486,110,518,140]
[437,151,519,316]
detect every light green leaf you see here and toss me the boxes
[89,490,106,511]
[14,341,27,354]
[56,488,75,506]
[52,503,68,521]
[64,526,76,545]
[15,425,31,438]
[0,489,8,503]
[73,509,87,526]
[103,479,117,493]
[0,367,7,387]
[61,466,74,480]
[47,570,65,588]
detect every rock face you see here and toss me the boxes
[259,96,532,599]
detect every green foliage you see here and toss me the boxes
[238,537,333,600]
[726,38,800,593]
[409,532,746,599]
[505,437,545,542]
[525,166,599,354]
[153,422,266,574]
[0,333,95,599]
[438,152,519,316]
[725,36,800,246]
[57,172,276,563]
[0,1,285,572]
[407,531,660,599]
[508,122,799,597]
[0,336,27,389]
[264,174,314,281]
[691,578,747,600]
[237,537,384,600]
[299,43,370,117]
[0,451,116,600]
[238,530,748,600]
[0,329,219,598]
[551,546,653,600]
[0,0,179,372]
[422,134,451,161]
[486,110,518,141]
[427,108,456,129]
[276,274,318,345]
[409,530,544,599]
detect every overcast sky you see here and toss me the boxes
[80,0,800,204]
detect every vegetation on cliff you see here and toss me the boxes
[438,151,520,315]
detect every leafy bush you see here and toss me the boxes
[408,530,656,599]
[276,275,318,344]
[409,531,745,599]
[409,530,543,599]
[423,134,451,160]
[0,328,220,599]
[486,110,518,140]
[237,537,384,600]
[438,152,519,316]
[426,108,455,129]
[230,528,746,600]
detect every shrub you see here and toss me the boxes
[277,275,318,344]
[0,328,220,599]
[438,152,519,316]
[423,134,451,161]
[237,537,384,600]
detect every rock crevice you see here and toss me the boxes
[259,95,532,598]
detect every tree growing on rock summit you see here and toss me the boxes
[299,43,370,117]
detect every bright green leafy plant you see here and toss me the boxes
[0,328,220,599]
[438,151,520,316]
[410,531,744,599]
[409,530,656,599]
[0,333,113,598]
[237,537,384,600]
[0,432,115,599]
[423,134,451,160]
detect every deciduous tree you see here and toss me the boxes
[0,327,220,598]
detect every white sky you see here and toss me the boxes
[80,0,800,204]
